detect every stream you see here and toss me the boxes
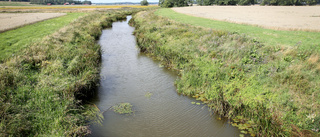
[89,16,241,137]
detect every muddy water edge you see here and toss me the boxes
[89,16,241,137]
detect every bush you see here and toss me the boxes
[141,0,149,6]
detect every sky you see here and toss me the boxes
[93,0,158,3]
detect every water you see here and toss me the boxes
[89,16,240,137]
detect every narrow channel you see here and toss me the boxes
[89,16,240,137]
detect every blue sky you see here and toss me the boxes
[93,0,158,3]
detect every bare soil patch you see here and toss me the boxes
[0,13,66,32]
[173,6,320,31]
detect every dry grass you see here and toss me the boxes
[172,6,320,32]
[0,13,66,32]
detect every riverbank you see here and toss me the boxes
[131,10,320,136]
[0,8,148,136]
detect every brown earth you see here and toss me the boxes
[172,6,320,31]
[0,13,66,32]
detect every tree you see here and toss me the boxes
[141,0,149,6]
[159,0,189,7]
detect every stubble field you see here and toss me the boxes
[173,6,320,31]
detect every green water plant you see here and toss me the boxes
[112,103,134,115]
[145,91,153,98]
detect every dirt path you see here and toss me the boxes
[172,6,320,31]
[0,13,66,32]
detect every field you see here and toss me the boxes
[156,8,320,52]
[0,13,66,32]
[172,6,320,31]
[0,12,85,61]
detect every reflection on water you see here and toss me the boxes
[89,16,240,137]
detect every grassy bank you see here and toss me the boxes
[0,13,86,62]
[156,9,320,52]
[131,10,320,136]
[0,8,146,136]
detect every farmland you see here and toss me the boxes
[0,13,66,32]
[156,8,320,52]
[0,12,85,61]
[172,6,320,31]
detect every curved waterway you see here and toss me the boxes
[89,16,241,137]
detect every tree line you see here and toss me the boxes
[159,0,318,7]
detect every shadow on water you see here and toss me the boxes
[89,16,241,137]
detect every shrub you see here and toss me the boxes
[141,0,149,6]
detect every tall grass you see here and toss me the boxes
[131,10,320,136]
[0,8,147,136]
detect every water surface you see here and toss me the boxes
[90,16,240,137]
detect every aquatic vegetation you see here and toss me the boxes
[145,91,153,98]
[131,10,320,136]
[112,103,134,115]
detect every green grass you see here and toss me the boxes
[0,1,34,6]
[155,8,320,51]
[132,10,320,136]
[0,12,86,62]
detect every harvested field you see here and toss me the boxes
[173,6,320,31]
[0,13,66,32]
